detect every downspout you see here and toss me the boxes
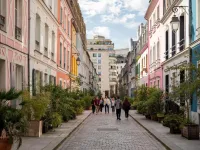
[70,19,73,91]
[28,0,31,91]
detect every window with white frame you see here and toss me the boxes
[67,49,70,70]
[153,45,156,62]
[157,41,160,60]
[15,0,22,40]
[44,24,49,56]
[197,0,200,38]
[51,31,55,60]
[0,0,6,31]
[60,7,63,24]
[44,73,48,85]
[35,14,41,51]
[60,42,62,67]
[157,5,159,20]
[64,47,66,69]
[59,79,62,87]
[49,0,52,10]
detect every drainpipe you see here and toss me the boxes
[28,0,31,91]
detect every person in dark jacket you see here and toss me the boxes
[91,98,96,114]
[115,96,122,120]
[123,98,131,118]
[94,96,100,114]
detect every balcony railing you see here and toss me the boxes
[178,38,185,52]
[15,26,22,40]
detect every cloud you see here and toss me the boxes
[101,13,139,29]
[87,26,111,39]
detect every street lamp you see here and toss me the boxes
[170,15,180,33]
[170,6,188,32]
[76,57,81,66]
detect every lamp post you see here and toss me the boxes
[170,6,188,32]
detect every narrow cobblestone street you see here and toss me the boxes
[58,110,166,150]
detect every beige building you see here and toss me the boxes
[87,36,117,97]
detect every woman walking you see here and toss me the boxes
[111,97,115,112]
[94,96,100,114]
[123,98,131,118]
[91,98,96,114]
[99,97,104,113]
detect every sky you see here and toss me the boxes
[79,0,149,49]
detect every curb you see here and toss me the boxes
[53,112,92,150]
[129,114,171,150]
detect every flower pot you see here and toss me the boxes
[25,120,43,137]
[151,115,158,121]
[145,114,151,119]
[170,125,181,134]
[0,138,12,150]
[181,124,199,140]
[157,117,164,123]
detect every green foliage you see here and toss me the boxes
[21,91,50,120]
[0,89,27,149]
[50,112,62,128]
[163,114,186,129]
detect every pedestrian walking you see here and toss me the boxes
[123,98,131,118]
[104,96,110,114]
[111,97,115,112]
[115,96,122,120]
[91,98,96,114]
[94,96,100,114]
[99,97,104,113]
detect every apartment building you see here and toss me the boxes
[0,0,28,106]
[87,35,116,97]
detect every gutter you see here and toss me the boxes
[28,0,31,90]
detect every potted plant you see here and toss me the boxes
[21,91,50,137]
[169,64,200,139]
[157,113,165,123]
[0,89,27,150]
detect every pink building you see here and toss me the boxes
[145,0,163,89]
[0,0,28,99]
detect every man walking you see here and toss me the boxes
[115,96,122,120]
[104,96,110,114]
[94,96,100,114]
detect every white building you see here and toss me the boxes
[29,0,58,94]
[87,36,117,97]
[161,0,190,100]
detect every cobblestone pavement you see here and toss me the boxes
[58,110,166,150]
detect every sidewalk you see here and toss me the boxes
[129,110,200,150]
[12,111,91,150]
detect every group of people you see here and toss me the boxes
[91,96,131,120]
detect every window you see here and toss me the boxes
[179,16,185,51]
[98,72,101,75]
[67,50,70,70]
[60,7,63,24]
[98,66,101,69]
[35,14,41,51]
[60,43,62,67]
[165,30,169,60]
[172,31,176,56]
[60,80,62,87]
[44,24,49,56]
[157,41,160,60]
[51,31,55,60]
[157,6,160,20]
[98,53,101,57]
[99,78,101,82]
[15,0,22,40]
[165,75,169,94]
[153,45,156,62]
[157,80,160,88]
[44,73,48,85]
[98,60,101,64]
[150,20,152,30]
[93,53,97,57]
[153,13,156,25]
[68,19,70,36]
[64,47,66,69]
[0,0,6,31]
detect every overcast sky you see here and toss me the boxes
[79,0,149,49]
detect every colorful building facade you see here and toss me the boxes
[0,0,28,106]
[190,0,200,125]
[145,0,163,89]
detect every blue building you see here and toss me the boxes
[190,0,200,125]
